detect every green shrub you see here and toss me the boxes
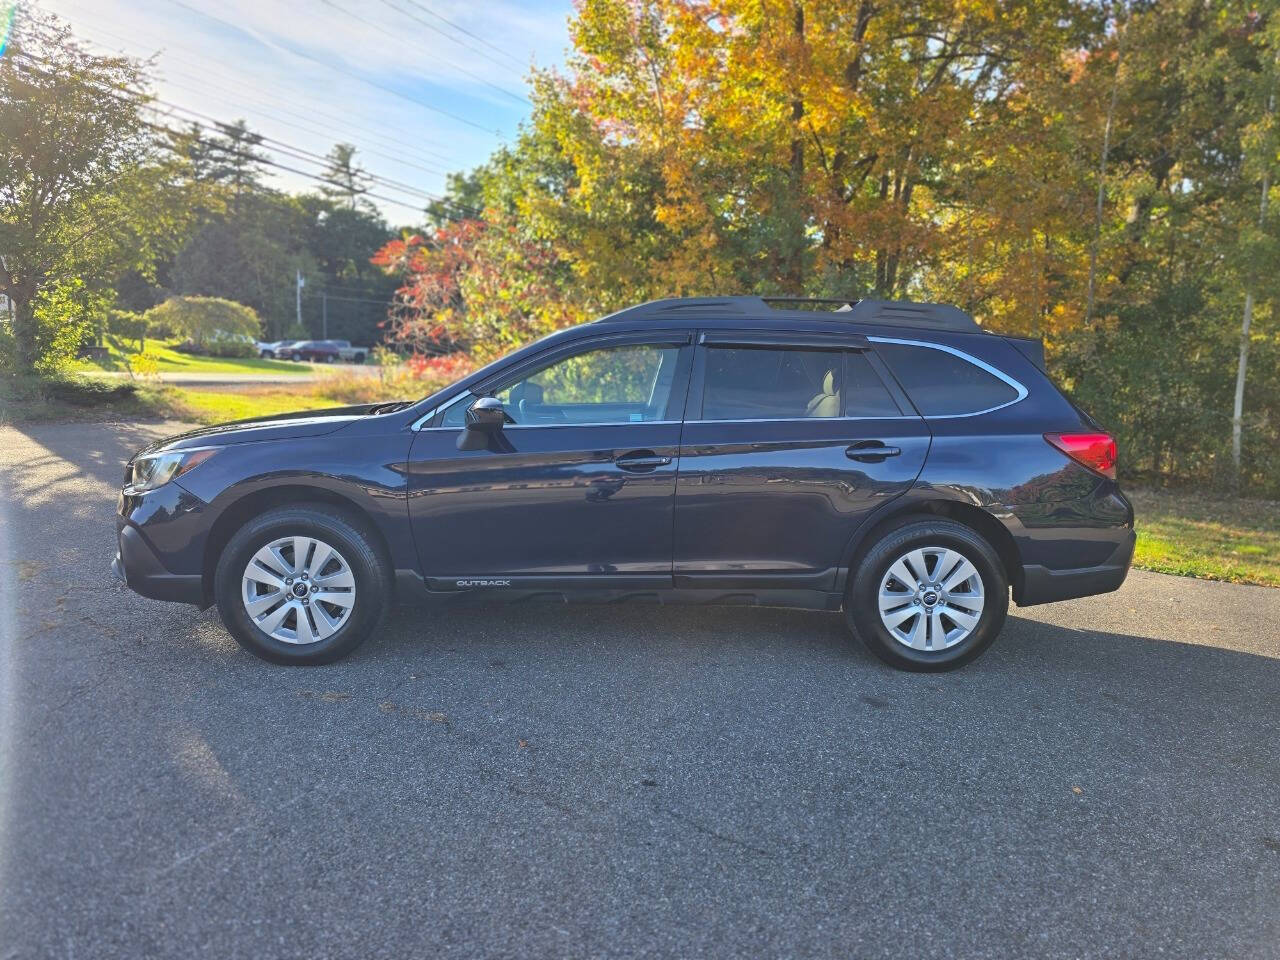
[208,340,256,358]
[41,375,138,405]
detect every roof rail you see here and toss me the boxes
[596,297,768,322]
[595,295,982,333]
[844,299,980,333]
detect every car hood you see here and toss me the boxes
[134,404,386,458]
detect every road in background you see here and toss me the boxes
[82,365,384,387]
[2,422,1277,959]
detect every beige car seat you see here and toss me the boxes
[805,369,841,418]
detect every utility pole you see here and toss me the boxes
[295,270,304,334]
[322,292,328,339]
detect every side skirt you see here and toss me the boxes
[394,570,842,612]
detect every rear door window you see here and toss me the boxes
[699,346,899,420]
[874,341,1021,416]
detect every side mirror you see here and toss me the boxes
[465,396,506,431]
[457,396,505,450]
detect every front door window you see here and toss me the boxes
[443,343,681,426]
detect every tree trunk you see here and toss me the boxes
[1232,66,1276,485]
[1086,2,1127,326]
[11,296,39,373]
[1232,157,1272,483]
[786,3,806,294]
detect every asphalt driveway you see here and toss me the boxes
[1,421,1277,959]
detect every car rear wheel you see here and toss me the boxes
[214,505,391,665]
[846,517,1008,671]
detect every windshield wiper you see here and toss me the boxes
[369,400,412,415]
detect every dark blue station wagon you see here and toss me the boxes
[114,297,1135,671]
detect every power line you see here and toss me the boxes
[305,293,397,306]
[142,99,454,204]
[320,0,530,107]
[162,0,506,135]
[10,51,482,221]
[390,0,528,70]
[374,0,527,79]
[13,49,485,219]
[63,13,463,172]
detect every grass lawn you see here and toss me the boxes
[172,388,349,423]
[78,338,310,376]
[1129,488,1280,588]
[0,374,178,424]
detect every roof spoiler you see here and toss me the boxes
[1003,335,1046,372]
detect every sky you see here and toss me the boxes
[32,0,573,223]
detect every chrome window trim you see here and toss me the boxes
[682,415,917,425]
[413,335,1029,428]
[419,417,684,432]
[411,391,472,431]
[867,336,1028,418]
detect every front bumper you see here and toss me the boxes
[1016,529,1135,606]
[114,523,205,605]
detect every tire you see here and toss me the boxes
[846,517,1008,672]
[214,505,391,665]
[291,351,303,362]
[353,353,365,365]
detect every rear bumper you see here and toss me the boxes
[1016,530,1135,606]
[114,523,205,605]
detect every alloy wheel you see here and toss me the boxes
[240,535,356,644]
[877,545,985,651]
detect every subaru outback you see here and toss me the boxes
[114,297,1134,671]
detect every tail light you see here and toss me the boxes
[1044,432,1117,479]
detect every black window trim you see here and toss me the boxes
[868,336,1029,419]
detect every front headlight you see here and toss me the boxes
[126,447,219,493]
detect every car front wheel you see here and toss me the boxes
[214,505,391,665]
[846,517,1008,671]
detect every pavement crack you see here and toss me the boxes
[147,793,307,882]
[660,808,776,858]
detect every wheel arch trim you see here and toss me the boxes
[200,482,397,606]
[835,495,1024,601]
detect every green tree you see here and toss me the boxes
[0,13,192,371]
[173,190,316,340]
[320,143,373,212]
[143,295,260,347]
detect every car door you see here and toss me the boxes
[406,332,693,589]
[673,331,930,590]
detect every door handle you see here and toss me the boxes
[846,441,902,463]
[615,450,673,472]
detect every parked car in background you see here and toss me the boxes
[324,340,369,364]
[176,331,256,358]
[287,340,340,362]
[114,295,1134,671]
[257,339,298,359]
